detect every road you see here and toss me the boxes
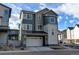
[1,49,79,55]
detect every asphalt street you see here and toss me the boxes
[0,49,79,55]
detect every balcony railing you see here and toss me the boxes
[0,26,8,29]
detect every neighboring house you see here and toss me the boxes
[19,8,58,47]
[0,4,11,45]
[62,27,74,44]
[61,24,79,44]
[8,29,20,47]
[58,30,62,43]
[72,24,79,44]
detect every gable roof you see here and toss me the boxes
[20,10,35,19]
[21,10,35,14]
[43,10,58,16]
[36,8,49,14]
[0,4,12,17]
[68,27,74,30]
[76,24,79,27]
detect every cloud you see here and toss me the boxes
[56,3,79,19]
[9,14,20,29]
[4,3,79,30]
[34,3,47,12]
[3,3,31,29]
[39,3,47,9]
[69,20,74,23]
[58,16,62,22]
[34,10,39,12]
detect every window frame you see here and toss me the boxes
[23,24,32,31]
[52,29,54,35]
[23,13,32,20]
[49,17,55,23]
[38,24,42,30]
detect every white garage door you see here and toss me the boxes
[26,37,43,46]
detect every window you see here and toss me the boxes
[23,14,27,19]
[49,17,54,23]
[23,14,32,20]
[52,29,54,35]
[27,14,30,19]
[38,25,42,30]
[29,24,32,30]
[23,24,32,31]
[0,17,2,25]
[4,10,8,14]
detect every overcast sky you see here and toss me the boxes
[3,3,79,31]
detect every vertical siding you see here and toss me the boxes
[35,14,43,31]
[0,5,9,26]
[74,26,79,39]
[22,13,35,31]
[44,24,58,45]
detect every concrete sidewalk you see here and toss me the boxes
[0,47,53,53]
[0,47,78,54]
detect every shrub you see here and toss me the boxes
[0,45,14,51]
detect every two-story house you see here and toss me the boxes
[61,27,74,44]
[19,8,58,47]
[0,4,11,45]
[61,24,79,44]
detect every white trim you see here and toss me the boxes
[22,24,32,31]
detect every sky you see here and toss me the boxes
[3,3,79,31]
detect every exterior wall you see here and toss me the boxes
[67,29,74,40]
[35,9,49,31]
[0,5,10,26]
[8,40,20,47]
[73,26,79,39]
[0,32,8,45]
[35,14,43,31]
[22,13,35,31]
[62,26,79,44]
[48,24,58,45]
[67,29,70,39]
[43,13,58,45]
[0,4,11,45]
[44,24,58,45]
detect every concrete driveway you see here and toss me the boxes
[25,47,53,52]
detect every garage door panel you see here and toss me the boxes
[26,37,43,46]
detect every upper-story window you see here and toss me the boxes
[4,10,8,14]
[23,24,32,31]
[49,17,54,23]
[23,14,32,20]
[38,25,42,30]
[27,24,32,31]
[27,14,31,19]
